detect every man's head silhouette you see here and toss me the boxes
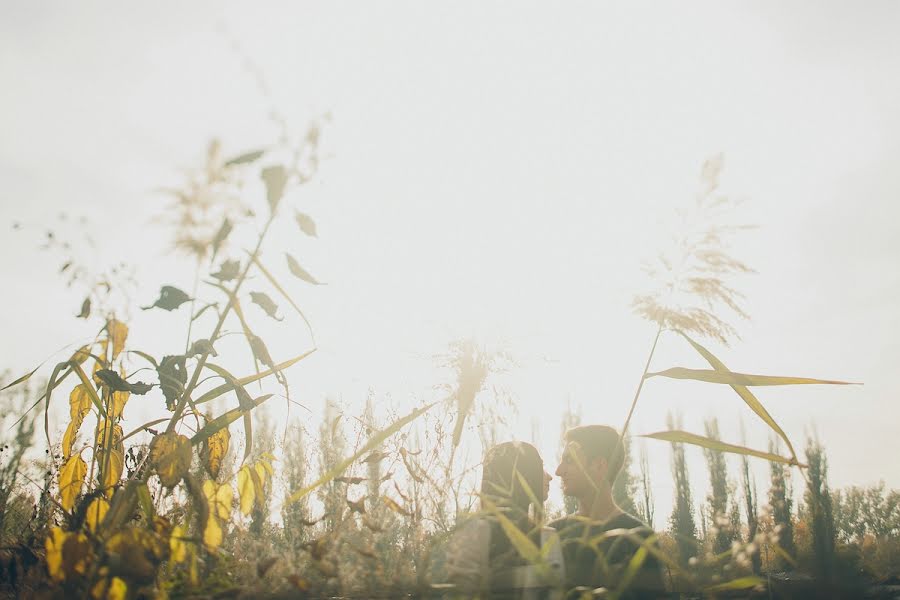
[555,425,624,508]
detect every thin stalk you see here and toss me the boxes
[619,325,663,440]
[183,257,202,354]
[165,212,276,434]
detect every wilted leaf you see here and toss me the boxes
[250,291,283,321]
[246,334,276,372]
[202,423,230,480]
[237,466,255,516]
[104,528,163,584]
[107,319,128,360]
[363,451,389,464]
[641,430,801,466]
[285,253,324,285]
[294,211,318,237]
[211,259,241,282]
[646,367,856,387]
[85,497,110,532]
[225,149,265,167]
[210,218,233,265]
[203,479,233,520]
[77,297,91,319]
[0,364,42,392]
[157,355,187,411]
[70,345,92,366]
[45,528,90,582]
[149,433,192,488]
[188,338,217,358]
[261,165,287,213]
[59,454,87,511]
[169,525,188,564]
[95,370,153,395]
[142,286,192,311]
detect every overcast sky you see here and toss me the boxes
[2,1,899,521]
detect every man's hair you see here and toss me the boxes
[563,425,625,483]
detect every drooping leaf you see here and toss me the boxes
[157,355,187,411]
[169,525,188,564]
[225,149,265,167]
[641,430,802,466]
[70,345,92,366]
[285,400,439,506]
[247,334,277,372]
[191,302,219,323]
[237,466,255,516]
[77,297,91,319]
[211,259,241,282]
[203,479,233,521]
[0,364,42,391]
[646,367,857,387]
[187,338,218,358]
[149,432,192,488]
[95,369,153,395]
[334,476,366,485]
[285,253,324,285]
[128,350,158,368]
[294,211,318,237]
[201,422,230,480]
[209,218,233,265]
[107,319,128,360]
[249,291,283,321]
[59,454,87,511]
[261,165,287,213]
[142,286,192,311]
[249,254,316,345]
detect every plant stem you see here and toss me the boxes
[619,325,663,443]
[165,213,276,434]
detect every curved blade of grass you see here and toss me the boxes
[675,331,800,462]
[646,367,857,386]
[249,253,317,347]
[608,534,656,600]
[191,394,274,446]
[285,400,440,506]
[642,430,802,466]
[704,575,765,593]
[127,350,159,369]
[193,350,314,406]
[43,362,69,448]
[203,362,258,461]
[481,497,553,582]
[70,363,107,417]
[1,364,42,391]
[123,418,170,442]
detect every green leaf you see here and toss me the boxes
[674,332,799,460]
[225,149,265,167]
[646,366,857,386]
[191,394,274,447]
[285,253,324,285]
[211,259,241,282]
[142,286,192,311]
[641,430,801,466]
[250,291,283,321]
[1,364,41,391]
[193,350,315,406]
[704,575,765,593]
[284,400,439,506]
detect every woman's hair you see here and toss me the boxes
[479,441,545,568]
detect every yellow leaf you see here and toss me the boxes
[70,344,92,366]
[110,367,129,419]
[107,319,128,361]
[201,424,230,480]
[104,528,162,584]
[237,466,255,516]
[203,513,224,551]
[96,422,124,495]
[641,430,802,466]
[203,480,233,520]
[149,432,192,488]
[63,384,93,460]
[647,366,856,386]
[45,528,66,581]
[170,525,188,564]
[91,576,128,600]
[85,497,110,532]
[59,454,87,511]
[254,462,268,489]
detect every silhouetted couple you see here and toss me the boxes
[446,425,664,599]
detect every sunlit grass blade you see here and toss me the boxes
[43,362,70,448]
[193,350,314,406]
[646,366,857,386]
[284,400,440,506]
[704,575,765,594]
[122,418,170,442]
[642,430,803,466]
[249,253,316,347]
[70,362,108,417]
[191,394,274,447]
[128,350,159,369]
[674,331,801,460]
[0,364,42,391]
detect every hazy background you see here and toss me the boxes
[2,1,898,522]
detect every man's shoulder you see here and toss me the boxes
[607,512,653,533]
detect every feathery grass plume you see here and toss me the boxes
[632,154,754,345]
